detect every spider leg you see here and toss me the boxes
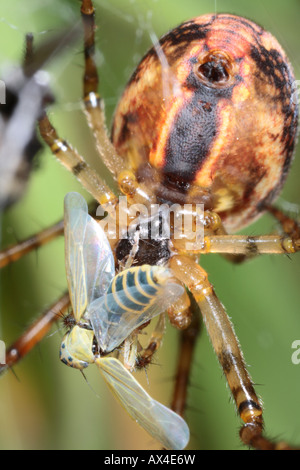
[201,233,299,255]
[0,219,64,269]
[173,209,300,256]
[267,205,300,241]
[80,0,159,206]
[38,113,118,212]
[170,304,201,417]
[169,254,298,450]
[39,0,157,211]
[23,33,34,72]
[0,291,70,376]
[208,207,300,257]
[0,198,99,269]
[80,0,127,179]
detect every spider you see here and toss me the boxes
[0,0,300,450]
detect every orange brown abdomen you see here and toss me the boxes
[112,14,298,232]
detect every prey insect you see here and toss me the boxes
[61,191,189,450]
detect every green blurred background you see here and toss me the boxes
[0,0,299,450]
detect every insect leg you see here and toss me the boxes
[132,282,193,369]
[169,254,297,450]
[135,314,166,369]
[0,291,70,376]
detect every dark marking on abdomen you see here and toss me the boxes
[162,90,218,184]
[162,61,235,186]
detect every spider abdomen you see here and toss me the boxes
[112,14,298,231]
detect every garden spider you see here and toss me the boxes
[0,0,300,450]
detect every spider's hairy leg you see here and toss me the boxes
[0,219,64,269]
[202,234,300,256]
[204,207,300,257]
[23,33,34,75]
[173,210,300,257]
[80,0,159,206]
[169,254,297,450]
[80,0,127,179]
[0,198,99,269]
[268,206,300,241]
[0,292,70,376]
[170,305,201,418]
[38,112,118,212]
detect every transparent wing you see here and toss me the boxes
[96,357,189,450]
[64,192,115,321]
[88,282,184,352]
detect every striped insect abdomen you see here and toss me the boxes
[87,264,182,354]
[105,265,169,317]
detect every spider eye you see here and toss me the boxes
[195,51,235,87]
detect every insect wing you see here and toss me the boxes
[64,192,115,321]
[88,282,184,352]
[97,357,189,450]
